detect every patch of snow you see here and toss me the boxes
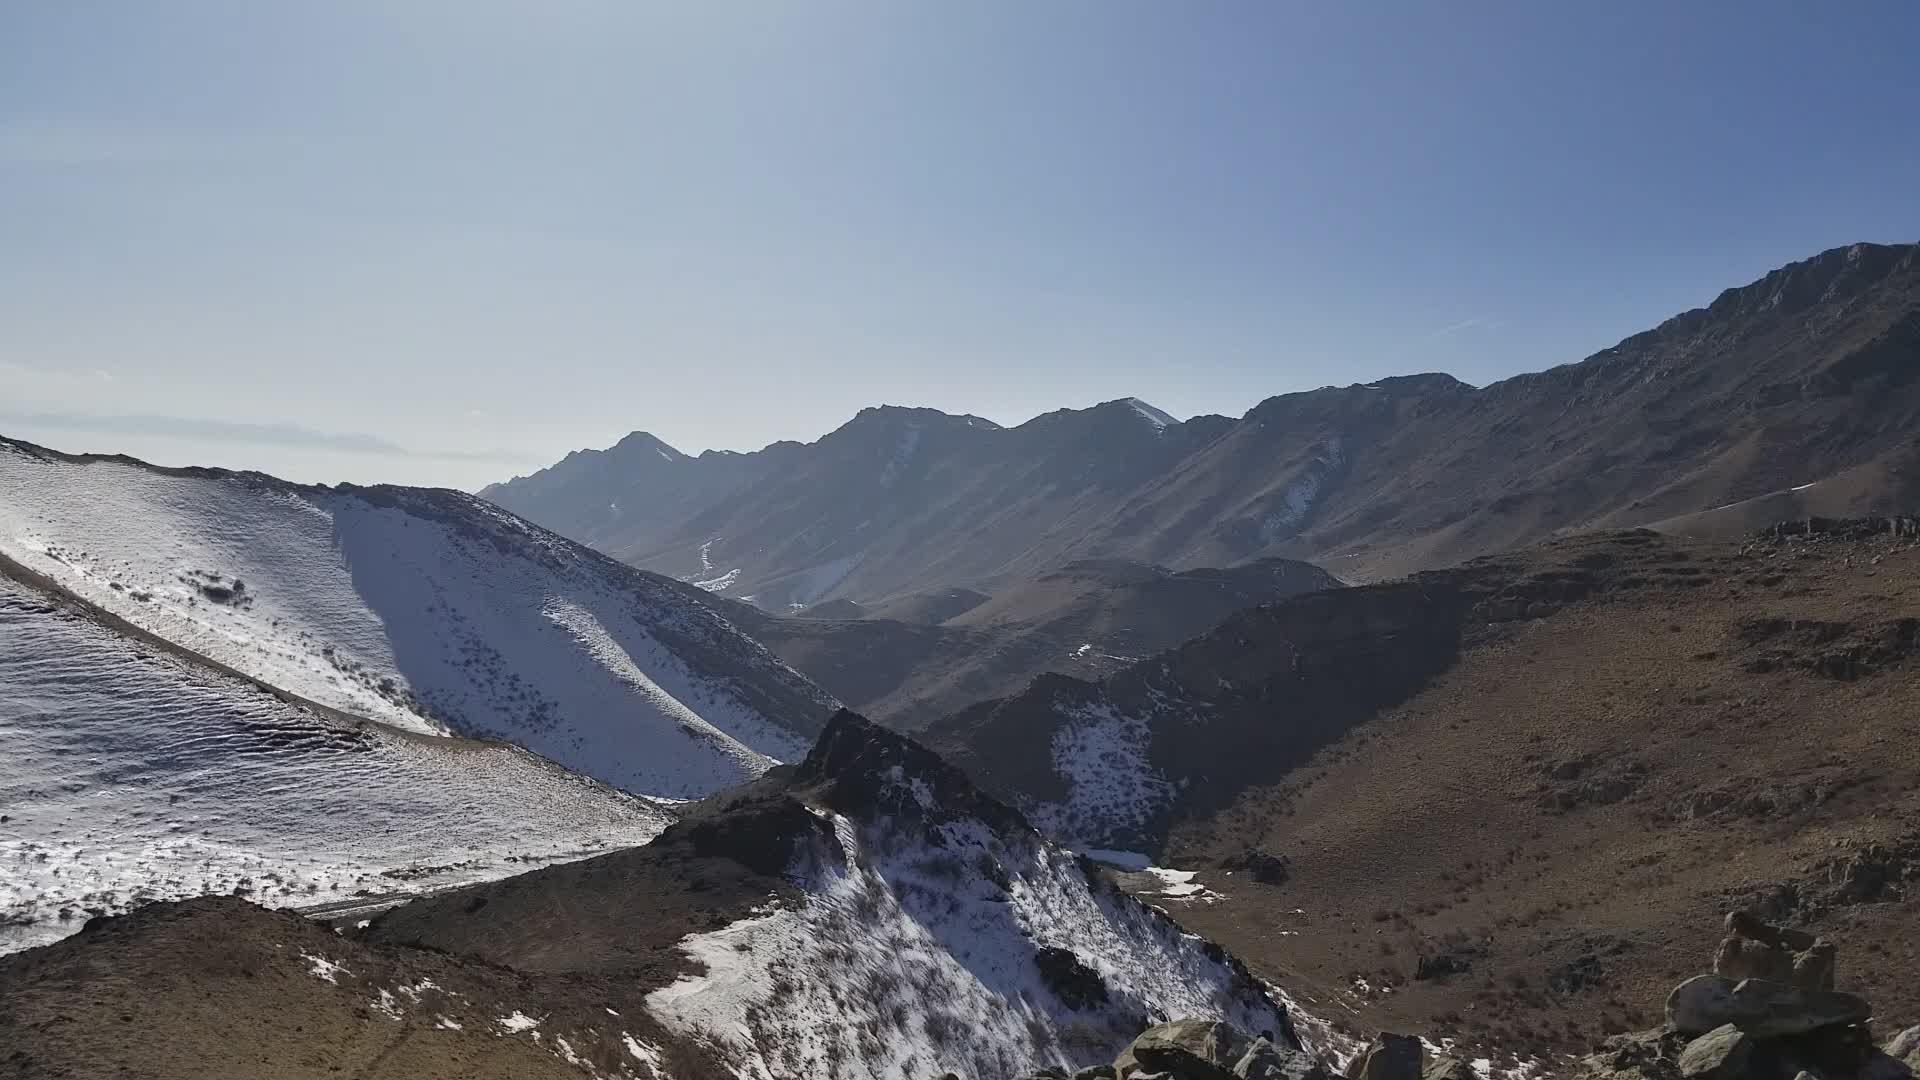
[436,1016,463,1031]
[1141,867,1217,901]
[302,952,350,984]
[624,1034,665,1068]
[758,552,865,611]
[1260,437,1344,542]
[1123,398,1178,429]
[369,988,404,1020]
[1790,482,1817,492]
[1263,978,1361,1066]
[692,567,742,592]
[1117,866,1223,905]
[1068,642,1137,665]
[1026,700,1175,851]
[879,423,925,488]
[496,1011,543,1034]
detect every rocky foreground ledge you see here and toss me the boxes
[1001,911,1920,1080]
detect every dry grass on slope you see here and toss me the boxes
[1164,523,1920,1061]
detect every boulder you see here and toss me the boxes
[1884,1024,1920,1062]
[1342,1034,1423,1080]
[1795,941,1838,993]
[1116,1020,1249,1080]
[1036,947,1110,1010]
[1421,1056,1477,1080]
[1666,975,1872,1038]
[1075,1068,1121,1080]
[1220,849,1292,885]
[1234,1037,1327,1080]
[1713,935,1798,984]
[1776,1021,1875,1075]
[1713,912,1835,991]
[1678,1025,1753,1080]
[1726,911,1818,952]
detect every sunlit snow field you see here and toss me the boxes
[0,576,672,953]
[0,443,826,800]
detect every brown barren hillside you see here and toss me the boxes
[1028,521,1920,1058]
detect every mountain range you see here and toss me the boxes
[485,241,1920,603]
[4,238,1920,1079]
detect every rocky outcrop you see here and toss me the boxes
[1666,975,1871,1039]
[1578,911,1910,1080]
[1677,1024,1754,1080]
[1342,1034,1422,1080]
[1886,1026,1920,1071]
[1718,910,1827,978]
[1114,1019,1248,1080]
[1218,849,1293,885]
[1085,1019,1329,1080]
[1420,1058,1475,1080]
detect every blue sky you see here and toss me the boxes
[4,2,1917,488]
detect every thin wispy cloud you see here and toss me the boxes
[0,359,116,387]
[1426,315,1506,339]
[0,411,544,465]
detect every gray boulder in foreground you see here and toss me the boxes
[1667,974,1872,1038]
[1115,1019,1248,1080]
[1677,1024,1753,1079]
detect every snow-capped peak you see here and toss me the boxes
[1120,398,1178,429]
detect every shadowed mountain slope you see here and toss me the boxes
[487,243,1920,599]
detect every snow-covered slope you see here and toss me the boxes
[648,714,1305,1079]
[371,711,1308,1080]
[0,438,837,800]
[0,573,672,954]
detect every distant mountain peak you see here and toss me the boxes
[1100,397,1178,429]
[609,430,686,463]
[840,404,1001,433]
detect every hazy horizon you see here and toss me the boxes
[7,3,1918,488]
